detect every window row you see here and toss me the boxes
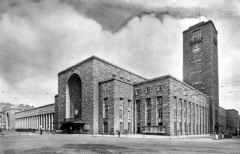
[119,110,131,120]
[119,98,132,108]
[173,97,208,120]
[136,97,163,122]
[135,85,163,95]
[113,73,131,82]
[119,122,131,132]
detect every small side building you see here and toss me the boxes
[219,107,226,133]
[226,109,239,134]
[133,75,209,136]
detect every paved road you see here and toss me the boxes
[0,131,240,154]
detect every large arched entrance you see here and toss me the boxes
[68,74,82,119]
[61,74,85,134]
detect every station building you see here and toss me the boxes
[53,55,209,136]
[226,109,239,134]
[10,20,236,136]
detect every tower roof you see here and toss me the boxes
[183,20,218,34]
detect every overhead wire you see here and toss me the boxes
[0,54,58,72]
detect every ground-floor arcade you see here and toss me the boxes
[15,104,55,131]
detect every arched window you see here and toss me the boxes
[66,74,82,120]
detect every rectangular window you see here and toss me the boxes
[135,90,139,96]
[147,109,151,119]
[119,98,124,107]
[103,98,108,119]
[157,85,162,92]
[146,98,151,108]
[128,100,131,108]
[128,123,131,132]
[128,111,131,120]
[105,105,108,119]
[157,97,162,108]
[215,110,218,122]
[120,73,124,80]
[120,122,123,132]
[136,100,141,120]
[189,102,191,122]
[174,97,177,118]
[119,110,123,119]
[146,98,151,120]
[196,105,198,122]
[145,87,150,94]
[184,100,187,118]
[158,109,162,118]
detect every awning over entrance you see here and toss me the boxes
[59,119,86,134]
[61,120,85,124]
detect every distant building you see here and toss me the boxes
[0,112,5,129]
[219,107,226,133]
[226,109,239,134]
[5,107,22,130]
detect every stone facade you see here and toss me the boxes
[226,109,239,134]
[133,75,209,136]
[15,104,55,131]
[55,55,210,136]
[98,78,133,134]
[55,56,146,134]
[183,21,219,132]
[219,107,226,133]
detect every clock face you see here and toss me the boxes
[192,44,201,54]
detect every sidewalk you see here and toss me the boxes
[91,133,212,139]
[0,130,50,136]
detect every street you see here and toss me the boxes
[1,131,240,154]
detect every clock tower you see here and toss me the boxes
[183,21,219,133]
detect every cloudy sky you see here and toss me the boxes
[0,0,240,112]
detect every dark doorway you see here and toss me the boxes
[104,122,108,133]
[137,123,140,134]
[60,122,85,134]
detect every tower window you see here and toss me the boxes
[192,30,202,41]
